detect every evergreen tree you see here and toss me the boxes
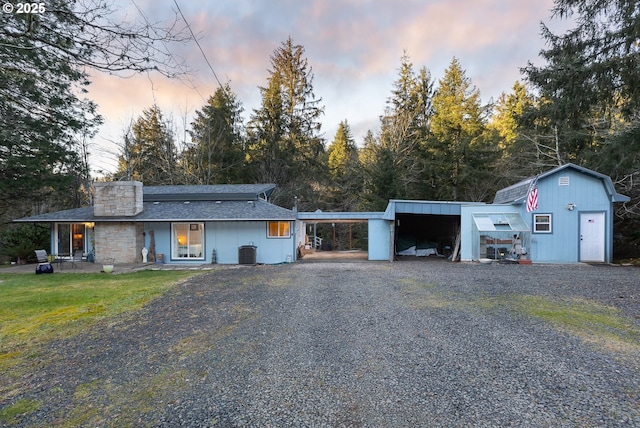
[488,82,543,185]
[246,37,326,209]
[429,58,492,201]
[246,72,290,197]
[0,0,187,222]
[362,53,435,206]
[115,105,178,185]
[359,131,394,211]
[327,120,362,210]
[182,84,245,184]
[0,2,100,220]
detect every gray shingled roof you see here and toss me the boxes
[493,178,535,204]
[143,184,276,201]
[15,199,295,223]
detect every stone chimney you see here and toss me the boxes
[93,181,143,217]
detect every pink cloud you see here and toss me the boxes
[86,0,563,174]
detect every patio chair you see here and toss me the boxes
[71,250,84,268]
[34,249,54,274]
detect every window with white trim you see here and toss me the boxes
[267,221,290,238]
[172,223,205,259]
[533,214,552,233]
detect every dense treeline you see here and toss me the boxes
[110,51,506,211]
[2,1,640,258]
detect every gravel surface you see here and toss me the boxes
[3,261,640,427]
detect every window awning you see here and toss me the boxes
[472,213,529,232]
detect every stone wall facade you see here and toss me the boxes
[94,181,143,217]
[94,222,145,264]
[91,181,145,264]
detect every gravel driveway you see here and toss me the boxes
[5,261,640,427]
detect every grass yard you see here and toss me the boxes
[510,295,640,354]
[0,270,203,377]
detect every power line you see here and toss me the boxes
[173,0,226,95]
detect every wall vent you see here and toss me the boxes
[558,176,570,186]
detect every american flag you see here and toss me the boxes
[526,186,538,212]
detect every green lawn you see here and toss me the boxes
[0,270,203,375]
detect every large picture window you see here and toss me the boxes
[268,221,290,238]
[172,223,204,259]
[533,214,552,233]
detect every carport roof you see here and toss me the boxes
[297,211,384,223]
[383,199,485,220]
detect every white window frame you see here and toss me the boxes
[171,223,205,260]
[267,221,291,238]
[533,214,552,234]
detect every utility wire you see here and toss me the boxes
[173,0,227,96]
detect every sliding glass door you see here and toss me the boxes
[56,224,86,255]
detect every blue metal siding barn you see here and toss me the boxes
[378,164,628,264]
[492,163,629,263]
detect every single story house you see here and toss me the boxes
[15,182,297,265]
[14,163,629,265]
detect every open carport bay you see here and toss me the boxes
[395,213,460,257]
[4,262,639,427]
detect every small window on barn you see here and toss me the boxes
[558,176,570,186]
[533,214,552,233]
[267,221,290,238]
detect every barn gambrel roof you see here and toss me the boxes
[493,163,629,204]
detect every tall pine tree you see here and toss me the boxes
[115,105,178,185]
[429,58,491,201]
[183,84,245,184]
[327,120,362,211]
[246,37,326,209]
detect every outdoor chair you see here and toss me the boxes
[34,249,54,274]
[71,250,84,268]
[35,249,49,264]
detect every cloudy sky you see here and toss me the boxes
[87,0,569,175]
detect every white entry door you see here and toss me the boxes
[580,212,605,262]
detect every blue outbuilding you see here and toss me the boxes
[364,163,629,264]
[478,163,630,263]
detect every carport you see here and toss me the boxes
[296,211,389,261]
[383,199,485,260]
